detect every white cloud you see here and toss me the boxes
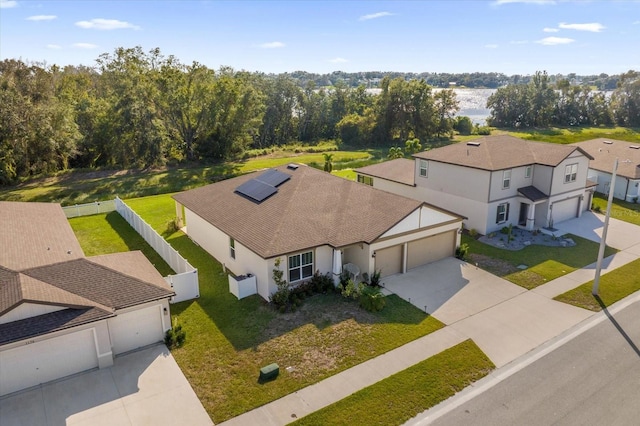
[73,43,98,49]
[27,15,57,21]
[559,22,605,32]
[75,18,140,30]
[47,44,62,49]
[536,36,574,45]
[258,41,285,49]
[634,21,640,25]
[0,0,17,9]
[484,44,499,49]
[359,11,394,21]
[543,27,559,33]
[329,57,348,63]
[493,0,555,5]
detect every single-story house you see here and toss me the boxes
[572,138,640,202]
[0,202,174,397]
[173,164,464,300]
[356,135,596,235]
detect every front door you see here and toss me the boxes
[518,203,528,226]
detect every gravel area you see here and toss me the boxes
[477,227,576,251]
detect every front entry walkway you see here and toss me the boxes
[383,258,593,368]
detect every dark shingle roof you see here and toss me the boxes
[413,135,592,171]
[518,186,549,202]
[571,138,640,179]
[173,164,431,258]
[355,158,416,186]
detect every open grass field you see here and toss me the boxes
[505,126,640,144]
[554,258,640,311]
[294,339,494,426]
[462,234,616,290]
[72,194,445,423]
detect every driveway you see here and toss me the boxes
[383,258,593,367]
[0,344,212,426]
[557,211,640,251]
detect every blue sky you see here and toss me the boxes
[1,0,639,75]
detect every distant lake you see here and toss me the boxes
[367,88,496,125]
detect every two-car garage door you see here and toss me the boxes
[375,230,456,278]
[0,328,98,396]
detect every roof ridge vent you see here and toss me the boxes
[629,145,639,149]
[287,163,299,170]
[467,141,481,147]
[603,140,613,145]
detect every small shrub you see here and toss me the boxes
[166,217,181,234]
[455,243,469,260]
[359,286,386,312]
[592,204,602,213]
[165,324,186,349]
[468,228,478,238]
[500,226,510,235]
[310,270,335,293]
[271,258,291,310]
[341,279,365,299]
[369,269,382,287]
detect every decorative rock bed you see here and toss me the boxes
[477,228,576,251]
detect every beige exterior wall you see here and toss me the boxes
[589,168,637,201]
[416,161,491,202]
[267,245,333,298]
[488,165,535,202]
[550,152,591,195]
[370,178,416,198]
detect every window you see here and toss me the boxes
[357,175,373,186]
[564,163,578,183]
[525,165,532,179]
[230,237,236,259]
[496,203,510,224]
[419,160,429,178]
[502,169,511,189]
[288,251,313,282]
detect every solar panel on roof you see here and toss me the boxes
[256,169,291,187]
[235,179,278,202]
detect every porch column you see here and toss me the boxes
[402,242,408,274]
[577,194,585,218]
[526,203,536,231]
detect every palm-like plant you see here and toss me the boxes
[323,153,334,172]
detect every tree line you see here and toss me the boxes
[486,70,639,128]
[0,47,462,185]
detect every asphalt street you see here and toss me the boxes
[430,300,640,426]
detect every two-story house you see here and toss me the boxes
[356,135,595,235]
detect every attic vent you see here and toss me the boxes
[630,146,640,150]
[603,140,613,145]
[287,163,299,170]
[467,142,481,147]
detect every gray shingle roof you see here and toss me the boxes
[413,135,592,171]
[571,138,640,179]
[355,158,416,186]
[173,164,428,258]
[518,186,549,202]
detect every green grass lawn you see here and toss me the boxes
[463,234,617,289]
[591,192,640,226]
[504,126,640,144]
[71,194,445,423]
[294,339,494,426]
[554,258,640,311]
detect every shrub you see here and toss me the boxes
[310,270,335,293]
[359,286,386,312]
[468,228,478,238]
[165,324,186,349]
[369,269,382,287]
[592,204,602,213]
[455,243,469,260]
[341,279,365,299]
[166,217,181,234]
[271,258,291,310]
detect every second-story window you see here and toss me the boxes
[564,163,578,183]
[502,169,511,189]
[419,160,428,178]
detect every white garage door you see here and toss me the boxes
[407,231,456,270]
[375,245,403,278]
[0,328,98,396]
[109,305,164,355]
[551,197,580,224]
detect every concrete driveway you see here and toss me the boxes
[557,211,640,251]
[383,258,594,367]
[0,344,212,426]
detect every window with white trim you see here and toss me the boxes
[230,237,236,259]
[419,159,428,178]
[564,163,578,183]
[525,165,532,179]
[496,202,509,224]
[288,251,313,282]
[357,175,373,186]
[502,169,511,189]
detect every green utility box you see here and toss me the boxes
[260,363,279,381]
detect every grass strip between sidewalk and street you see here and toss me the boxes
[293,339,494,426]
[554,258,640,311]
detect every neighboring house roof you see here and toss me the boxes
[518,186,549,202]
[0,201,84,270]
[413,135,593,171]
[355,158,416,186]
[173,164,443,258]
[89,252,171,291]
[571,138,640,180]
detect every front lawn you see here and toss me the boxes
[463,234,617,290]
[591,192,640,226]
[294,339,494,426]
[554,258,640,311]
[72,194,444,423]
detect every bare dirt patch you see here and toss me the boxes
[468,253,519,277]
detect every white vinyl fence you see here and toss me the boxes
[114,197,200,304]
[62,200,116,218]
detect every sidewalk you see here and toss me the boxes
[220,242,640,426]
